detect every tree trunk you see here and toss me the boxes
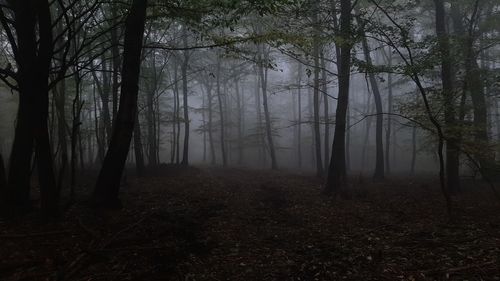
[450,3,494,178]
[0,152,5,194]
[410,126,417,176]
[216,56,227,167]
[326,0,351,194]
[312,0,324,177]
[434,0,460,193]
[321,52,330,171]
[235,79,244,165]
[134,112,145,177]
[258,45,278,170]
[206,82,216,165]
[93,0,148,207]
[181,30,190,166]
[361,34,385,180]
[297,63,303,168]
[385,50,393,174]
[4,1,38,214]
[111,3,121,121]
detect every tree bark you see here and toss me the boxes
[321,52,330,171]
[258,45,278,170]
[181,29,190,166]
[216,55,227,167]
[385,50,393,174]
[361,34,385,180]
[93,0,147,207]
[434,0,460,193]
[326,0,351,194]
[450,3,494,178]
[206,81,216,165]
[312,0,324,177]
[297,63,303,168]
[0,152,5,194]
[134,111,145,177]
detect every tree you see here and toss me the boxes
[312,0,324,178]
[325,0,352,194]
[360,32,385,180]
[181,26,191,166]
[434,0,460,193]
[0,152,5,194]
[1,0,58,216]
[93,0,148,207]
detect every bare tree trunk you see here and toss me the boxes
[254,72,265,165]
[202,91,207,163]
[111,3,121,121]
[361,34,385,180]
[256,47,278,170]
[410,126,417,176]
[326,0,351,194]
[235,79,244,165]
[134,112,145,177]
[385,49,393,175]
[450,3,494,178]
[91,61,112,143]
[174,64,181,165]
[434,0,460,193]
[312,0,324,177]
[297,63,303,168]
[206,82,216,165]
[181,29,190,166]
[216,55,227,167]
[321,52,330,171]
[93,0,147,207]
[0,152,5,194]
[92,85,105,163]
[70,72,84,201]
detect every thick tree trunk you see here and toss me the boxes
[4,0,57,216]
[450,3,494,179]
[93,0,147,207]
[361,35,385,180]
[4,2,38,214]
[326,0,351,194]
[0,152,5,194]
[434,0,460,193]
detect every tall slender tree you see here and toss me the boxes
[93,0,148,207]
[326,0,352,194]
[434,0,460,193]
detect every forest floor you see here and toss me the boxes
[1,166,500,281]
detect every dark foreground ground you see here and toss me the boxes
[1,167,500,281]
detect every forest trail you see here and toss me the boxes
[1,166,499,280]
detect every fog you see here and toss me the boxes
[1,1,500,279]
